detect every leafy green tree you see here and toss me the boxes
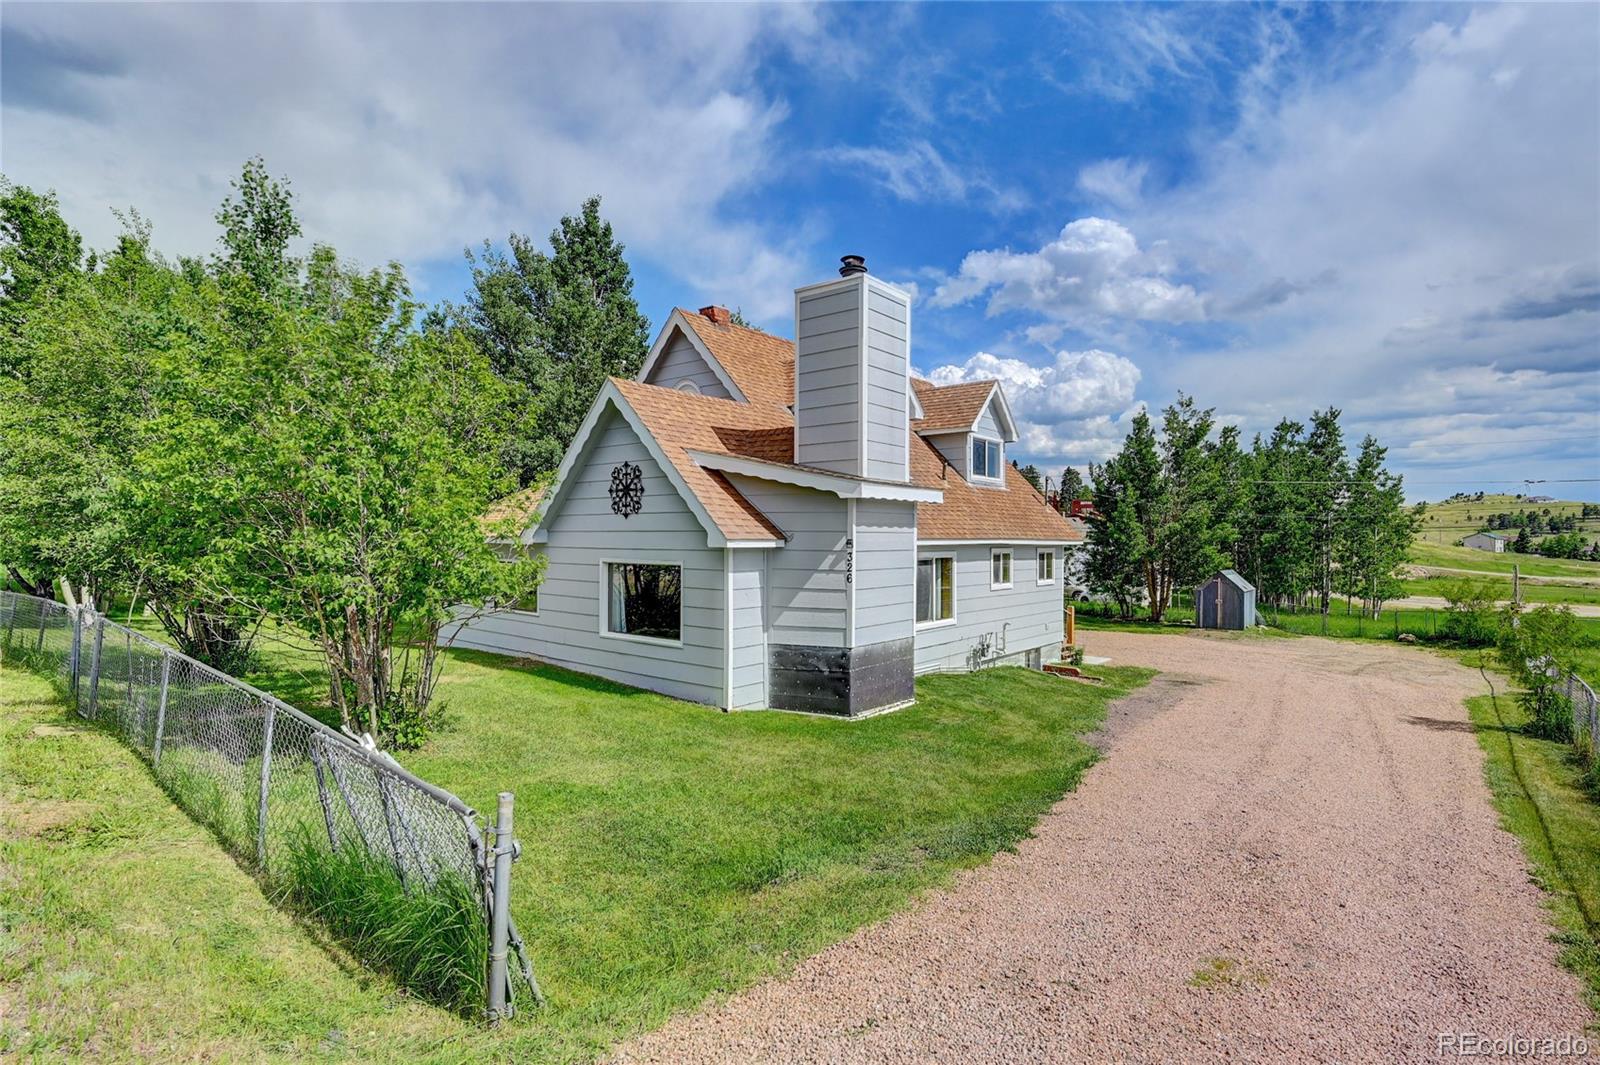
[1149,395,1230,621]
[462,197,649,483]
[0,181,84,368]
[1234,420,1313,609]
[1085,466,1145,618]
[1336,435,1413,617]
[1497,604,1581,740]
[1058,465,1088,510]
[1303,408,1347,616]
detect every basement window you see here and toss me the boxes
[604,562,682,644]
[916,556,955,625]
[991,549,1013,589]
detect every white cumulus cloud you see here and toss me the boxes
[924,348,1144,462]
[930,217,1205,324]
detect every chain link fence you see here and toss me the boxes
[1561,667,1600,763]
[0,590,538,1019]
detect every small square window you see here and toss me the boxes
[604,562,682,643]
[991,549,1013,589]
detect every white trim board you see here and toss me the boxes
[687,450,942,503]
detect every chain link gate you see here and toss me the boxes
[0,590,540,1019]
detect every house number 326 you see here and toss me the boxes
[845,538,853,585]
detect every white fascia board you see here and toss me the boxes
[688,449,943,503]
[909,385,925,420]
[918,537,1079,546]
[522,381,731,548]
[637,311,748,404]
[985,383,1020,442]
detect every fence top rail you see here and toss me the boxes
[29,594,479,822]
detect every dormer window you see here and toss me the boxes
[971,437,1002,480]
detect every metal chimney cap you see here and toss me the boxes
[838,254,867,277]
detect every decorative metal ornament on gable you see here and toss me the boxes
[609,461,644,518]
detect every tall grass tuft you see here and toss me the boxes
[275,830,487,1015]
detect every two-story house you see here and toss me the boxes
[442,256,1085,717]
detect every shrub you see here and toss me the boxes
[1439,579,1499,646]
[1497,604,1582,742]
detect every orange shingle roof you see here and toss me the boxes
[909,377,998,434]
[676,309,796,413]
[611,374,1081,545]
[909,434,1081,542]
[481,484,546,534]
[612,377,791,542]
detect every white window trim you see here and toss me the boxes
[971,435,1004,483]
[990,548,1013,590]
[916,553,958,629]
[1036,549,1056,586]
[597,558,685,648]
[676,380,702,395]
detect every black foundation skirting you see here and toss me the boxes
[768,638,915,717]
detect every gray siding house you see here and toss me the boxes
[442,258,1085,716]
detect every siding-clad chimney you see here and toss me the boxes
[792,257,911,481]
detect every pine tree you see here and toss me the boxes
[462,197,650,483]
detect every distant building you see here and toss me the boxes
[1525,495,1555,503]
[1463,531,1508,553]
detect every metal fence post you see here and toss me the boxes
[256,701,277,869]
[86,614,106,719]
[69,608,83,707]
[152,654,172,767]
[487,791,514,1023]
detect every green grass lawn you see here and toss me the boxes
[1460,651,1600,1016]
[1399,575,1600,607]
[0,667,472,1062]
[1408,540,1600,581]
[3,636,1151,1063]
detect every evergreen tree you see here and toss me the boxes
[1513,525,1533,553]
[1019,463,1043,492]
[1304,408,1347,616]
[1057,465,1087,511]
[1085,460,1146,617]
[462,197,650,483]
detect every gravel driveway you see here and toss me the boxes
[617,631,1593,1063]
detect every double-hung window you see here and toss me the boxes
[604,562,682,643]
[971,437,1001,480]
[916,556,955,625]
[991,549,1013,589]
[1037,549,1056,585]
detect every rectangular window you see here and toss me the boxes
[916,556,955,625]
[971,437,1001,479]
[1037,550,1056,585]
[512,588,539,613]
[991,549,1013,589]
[604,562,681,643]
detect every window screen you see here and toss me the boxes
[916,557,954,623]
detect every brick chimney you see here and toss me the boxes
[699,305,731,326]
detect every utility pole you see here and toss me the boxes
[1513,563,1521,608]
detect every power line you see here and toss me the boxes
[1394,433,1600,450]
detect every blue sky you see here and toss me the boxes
[4,2,1597,499]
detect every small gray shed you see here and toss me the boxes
[1195,569,1256,630]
